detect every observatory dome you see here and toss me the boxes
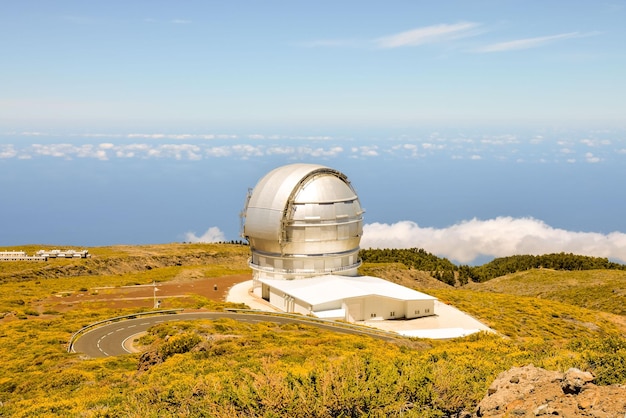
[242,164,364,280]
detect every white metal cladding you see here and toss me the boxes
[242,163,364,279]
[257,275,437,320]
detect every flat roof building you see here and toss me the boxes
[257,274,436,321]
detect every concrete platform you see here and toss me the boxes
[227,280,494,339]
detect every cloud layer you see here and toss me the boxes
[185,227,226,243]
[1,128,624,163]
[361,217,626,264]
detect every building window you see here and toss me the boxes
[370,313,377,318]
[415,310,420,314]
[390,311,395,317]
[425,308,430,313]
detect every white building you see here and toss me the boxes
[36,249,90,259]
[0,251,47,262]
[258,274,436,321]
[0,249,90,261]
[241,163,436,322]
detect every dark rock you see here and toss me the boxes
[561,368,594,395]
[137,350,163,371]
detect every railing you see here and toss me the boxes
[68,307,405,354]
[67,309,183,353]
[223,308,403,340]
[248,259,362,275]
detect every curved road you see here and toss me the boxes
[72,312,402,358]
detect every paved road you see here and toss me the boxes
[71,311,401,358]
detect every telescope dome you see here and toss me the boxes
[242,163,364,280]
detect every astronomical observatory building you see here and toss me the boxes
[241,163,436,322]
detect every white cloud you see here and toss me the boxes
[475,32,588,53]
[0,145,17,159]
[480,134,518,145]
[125,133,237,140]
[422,142,446,150]
[232,144,264,158]
[361,217,626,264]
[299,22,480,50]
[74,133,123,139]
[31,143,76,158]
[376,22,481,48]
[390,143,421,158]
[94,150,109,161]
[128,133,165,139]
[158,144,202,160]
[185,226,225,243]
[585,152,601,163]
[115,144,151,158]
[580,138,611,147]
[266,146,296,155]
[305,146,344,158]
[351,145,379,157]
[20,131,50,137]
[206,146,233,157]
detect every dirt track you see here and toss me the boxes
[45,274,252,312]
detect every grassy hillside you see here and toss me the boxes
[465,269,626,316]
[0,243,249,283]
[358,262,452,289]
[1,244,625,417]
[0,243,250,319]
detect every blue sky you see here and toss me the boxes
[1,1,626,264]
[2,0,625,130]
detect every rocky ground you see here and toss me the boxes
[472,364,626,417]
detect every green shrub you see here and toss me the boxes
[570,334,626,385]
[158,332,202,359]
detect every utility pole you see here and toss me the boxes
[153,281,159,309]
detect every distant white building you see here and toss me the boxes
[36,249,90,259]
[0,251,46,262]
[241,163,436,323]
[0,249,90,261]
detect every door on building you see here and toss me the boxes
[345,299,363,322]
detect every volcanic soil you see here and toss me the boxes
[43,274,251,312]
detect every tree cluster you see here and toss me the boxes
[359,248,458,285]
[461,253,626,283]
[360,248,626,285]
